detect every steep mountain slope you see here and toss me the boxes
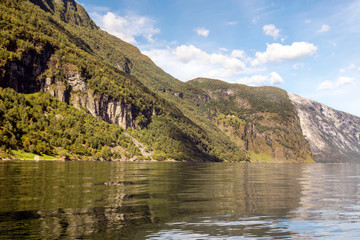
[0,0,246,161]
[47,0,249,162]
[188,78,314,163]
[1,0,357,163]
[45,1,314,163]
[289,93,360,163]
[0,87,142,160]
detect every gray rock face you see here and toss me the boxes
[71,90,136,129]
[289,93,360,163]
[0,45,55,93]
[43,69,137,129]
[0,48,140,129]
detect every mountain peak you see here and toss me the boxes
[29,0,98,28]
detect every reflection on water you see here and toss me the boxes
[0,162,359,239]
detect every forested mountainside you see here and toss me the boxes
[0,87,141,160]
[0,0,358,163]
[188,78,314,163]
[0,0,246,161]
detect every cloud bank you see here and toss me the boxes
[252,42,318,66]
[91,11,160,44]
[143,44,247,81]
[87,7,318,87]
[237,72,283,86]
[143,40,318,85]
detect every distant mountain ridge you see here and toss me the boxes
[0,0,359,163]
[188,78,314,163]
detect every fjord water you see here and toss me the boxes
[0,162,360,239]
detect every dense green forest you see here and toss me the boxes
[0,87,142,160]
[0,0,314,162]
[0,0,250,161]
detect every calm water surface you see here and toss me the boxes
[0,162,360,239]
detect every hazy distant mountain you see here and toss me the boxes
[289,93,360,163]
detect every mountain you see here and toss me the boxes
[0,0,246,161]
[188,78,314,163]
[0,87,143,160]
[289,93,360,163]
[0,0,358,163]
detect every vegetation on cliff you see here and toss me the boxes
[0,87,141,160]
[0,0,249,161]
[0,0,315,162]
[188,78,314,163]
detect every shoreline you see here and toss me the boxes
[0,158,352,164]
[0,158,182,162]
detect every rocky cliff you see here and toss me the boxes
[289,93,360,163]
[1,47,141,129]
[1,0,359,162]
[188,78,314,163]
[0,0,243,162]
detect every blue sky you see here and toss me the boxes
[80,0,360,116]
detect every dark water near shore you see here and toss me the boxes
[0,162,360,239]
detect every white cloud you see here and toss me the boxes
[231,49,246,59]
[251,42,318,66]
[175,45,205,63]
[318,80,334,90]
[195,27,210,37]
[269,72,283,84]
[97,12,160,44]
[337,76,355,86]
[143,44,247,81]
[317,76,355,90]
[142,43,297,85]
[263,24,281,40]
[228,21,238,25]
[340,64,357,73]
[318,24,331,33]
[237,72,283,86]
[219,48,228,52]
[238,75,268,85]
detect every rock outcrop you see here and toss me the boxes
[1,48,143,129]
[289,93,360,163]
[0,45,55,93]
[71,91,136,129]
[189,78,314,163]
[47,68,143,129]
[2,0,359,163]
